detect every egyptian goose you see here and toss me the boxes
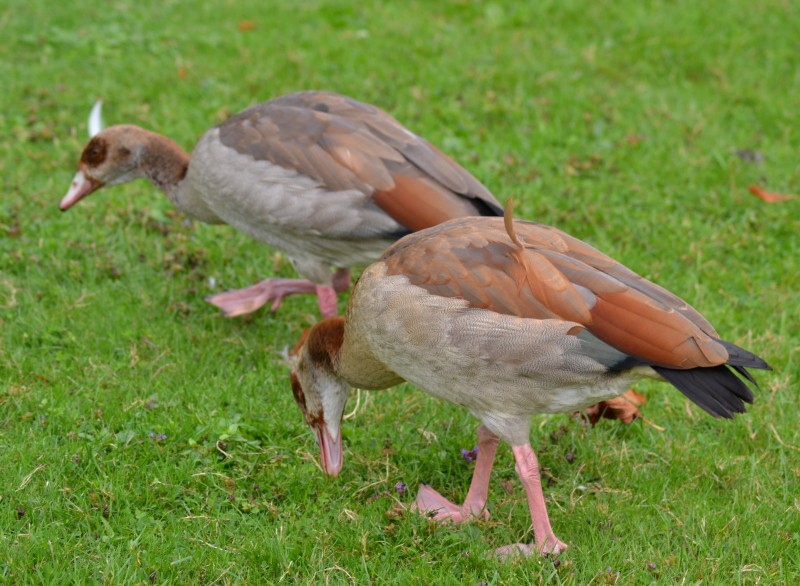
[60,91,503,317]
[290,202,770,556]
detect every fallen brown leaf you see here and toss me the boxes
[749,184,796,203]
[583,389,647,425]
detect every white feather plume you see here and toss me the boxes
[88,100,104,137]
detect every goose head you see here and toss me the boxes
[61,125,158,210]
[290,319,349,476]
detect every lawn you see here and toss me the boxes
[2,0,799,583]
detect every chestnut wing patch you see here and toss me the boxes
[382,218,729,369]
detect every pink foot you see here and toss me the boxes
[205,278,317,317]
[412,425,499,523]
[493,536,568,560]
[413,484,490,523]
[206,269,351,318]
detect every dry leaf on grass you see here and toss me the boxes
[749,184,796,203]
[582,389,647,425]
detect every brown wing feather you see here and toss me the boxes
[382,217,728,369]
[216,92,503,230]
[373,174,496,231]
[544,225,720,336]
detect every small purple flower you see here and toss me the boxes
[460,446,479,463]
[148,432,167,441]
[395,481,407,494]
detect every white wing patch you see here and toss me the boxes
[88,100,104,137]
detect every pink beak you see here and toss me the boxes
[314,424,343,476]
[60,169,101,210]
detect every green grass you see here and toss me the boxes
[2,0,799,583]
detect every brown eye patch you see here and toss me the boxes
[81,137,109,167]
[290,371,306,410]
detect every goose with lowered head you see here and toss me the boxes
[290,201,770,556]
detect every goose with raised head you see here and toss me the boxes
[61,91,503,317]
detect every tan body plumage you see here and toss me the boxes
[291,209,770,556]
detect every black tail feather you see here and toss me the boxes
[653,364,756,419]
[717,339,772,371]
[652,338,769,418]
[731,364,758,387]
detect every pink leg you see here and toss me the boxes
[494,444,567,559]
[414,425,499,523]
[205,269,351,318]
[315,285,339,318]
